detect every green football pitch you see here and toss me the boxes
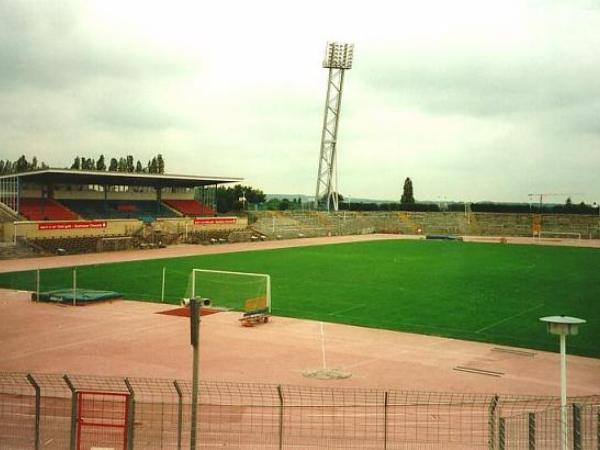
[1,239,598,357]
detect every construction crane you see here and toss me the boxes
[527,193,583,213]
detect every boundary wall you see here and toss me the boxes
[3,217,248,243]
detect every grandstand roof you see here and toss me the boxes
[0,169,242,188]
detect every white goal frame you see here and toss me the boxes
[190,269,271,312]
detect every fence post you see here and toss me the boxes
[36,269,40,302]
[72,268,77,306]
[63,374,77,450]
[174,380,183,450]
[572,403,582,450]
[498,417,505,450]
[384,391,389,450]
[597,407,600,450]
[488,395,499,450]
[277,385,284,450]
[26,374,41,450]
[528,412,535,450]
[124,378,135,450]
[161,267,166,302]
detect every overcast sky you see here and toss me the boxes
[1,0,599,202]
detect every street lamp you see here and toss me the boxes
[539,315,586,450]
[189,297,211,450]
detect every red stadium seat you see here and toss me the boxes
[19,198,79,221]
[163,199,215,216]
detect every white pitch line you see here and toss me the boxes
[475,303,545,334]
[328,303,365,316]
[320,322,327,369]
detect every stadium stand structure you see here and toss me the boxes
[0,169,245,255]
[250,210,600,240]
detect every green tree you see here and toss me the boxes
[157,154,165,173]
[135,161,143,172]
[125,155,134,173]
[265,198,281,210]
[109,158,118,171]
[279,198,291,210]
[71,156,81,170]
[96,154,106,171]
[401,177,415,204]
[216,184,266,213]
[15,155,28,172]
[149,157,158,173]
[565,197,573,208]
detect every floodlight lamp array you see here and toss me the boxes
[323,42,354,69]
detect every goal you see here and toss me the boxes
[185,269,271,312]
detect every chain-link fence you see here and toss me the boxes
[1,372,598,449]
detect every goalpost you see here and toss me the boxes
[186,269,271,312]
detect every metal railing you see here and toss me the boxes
[1,372,599,449]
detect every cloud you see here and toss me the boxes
[0,1,198,91]
[0,0,598,202]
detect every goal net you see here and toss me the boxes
[184,269,271,312]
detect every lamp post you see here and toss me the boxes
[190,297,211,450]
[539,315,586,450]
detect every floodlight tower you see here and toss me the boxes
[315,42,354,212]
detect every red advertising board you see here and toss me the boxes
[38,221,107,231]
[193,217,237,225]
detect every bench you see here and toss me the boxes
[239,307,271,327]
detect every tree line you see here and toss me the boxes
[70,154,165,174]
[0,155,49,174]
[216,185,266,213]
[0,154,166,174]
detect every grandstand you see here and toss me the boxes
[250,210,600,240]
[0,169,244,254]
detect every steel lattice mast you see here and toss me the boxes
[315,42,354,212]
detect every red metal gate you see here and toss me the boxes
[76,391,129,450]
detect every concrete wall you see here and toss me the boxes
[3,216,249,243]
[157,217,248,235]
[6,219,143,242]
